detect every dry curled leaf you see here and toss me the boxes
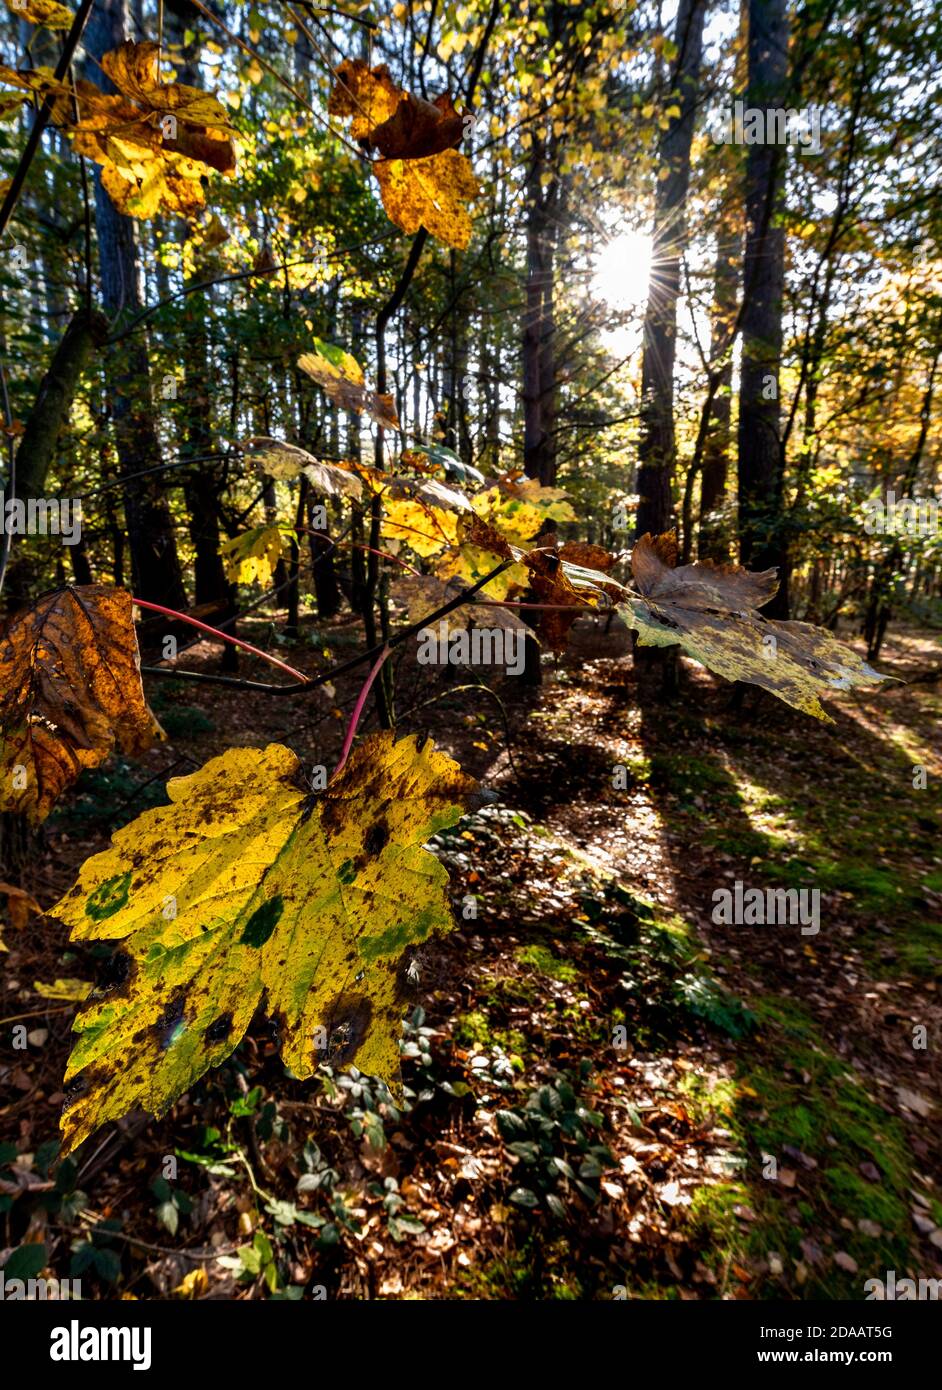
[619,533,887,718]
[0,881,42,931]
[50,732,477,1152]
[298,338,399,430]
[522,550,584,653]
[0,586,162,822]
[244,437,364,500]
[329,58,465,158]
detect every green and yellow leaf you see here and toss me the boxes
[50,733,477,1152]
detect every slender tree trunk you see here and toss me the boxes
[522,141,546,481]
[82,0,187,610]
[635,0,707,540]
[737,0,789,614]
[698,204,739,559]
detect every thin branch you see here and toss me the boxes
[185,0,366,160]
[332,644,392,777]
[140,558,515,696]
[133,597,308,681]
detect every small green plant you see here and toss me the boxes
[496,1061,612,1218]
[150,1174,193,1236]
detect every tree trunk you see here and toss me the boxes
[635,0,707,541]
[698,206,739,559]
[737,0,789,615]
[82,0,187,611]
[522,139,559,486]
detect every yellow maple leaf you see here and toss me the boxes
[0,585,163,822]
[375,149,478,250]
[50,733,477,1152]
[471,480,576,546]
[219,526,293,587]
[0,41,236,220]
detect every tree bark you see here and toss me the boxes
[635,0,707,540]
[698,205,739,559]
[82,0,187,610]
[737,0,789,614]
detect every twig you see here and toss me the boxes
[332,645,391,777]
[139,558,515,696]
[133,597,308,681]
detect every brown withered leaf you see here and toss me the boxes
[0,881,42,931]
[462,513,515,558]
[329,58,464,158]
[298,338,399,430]
[557,541,617,574]
[244,437,364,500]
[519,544,590,654]
[619,534,887,719]
[0,586,163,822]
[368,92,464,159]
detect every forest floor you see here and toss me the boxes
[2,615,941,1300]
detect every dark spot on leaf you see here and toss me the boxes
[206,1012,232,1044]
[323,993,372,1067]
[239,894,284,947]
[98,949,131,992]
[364,819,389,856]
[63,1071,90,1106]
[156,996,186,1050]
[337,859,358,885]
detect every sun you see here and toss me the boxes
[591,227,653,356]
[592,227,653,311]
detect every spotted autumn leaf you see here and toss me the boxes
[374,149,479,250]
[50,732,477,1152]
[619,534,887,719]
[0,586,162,823]
[380,475,472,556]
[298,337,399,430]
[328,58,478,249]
